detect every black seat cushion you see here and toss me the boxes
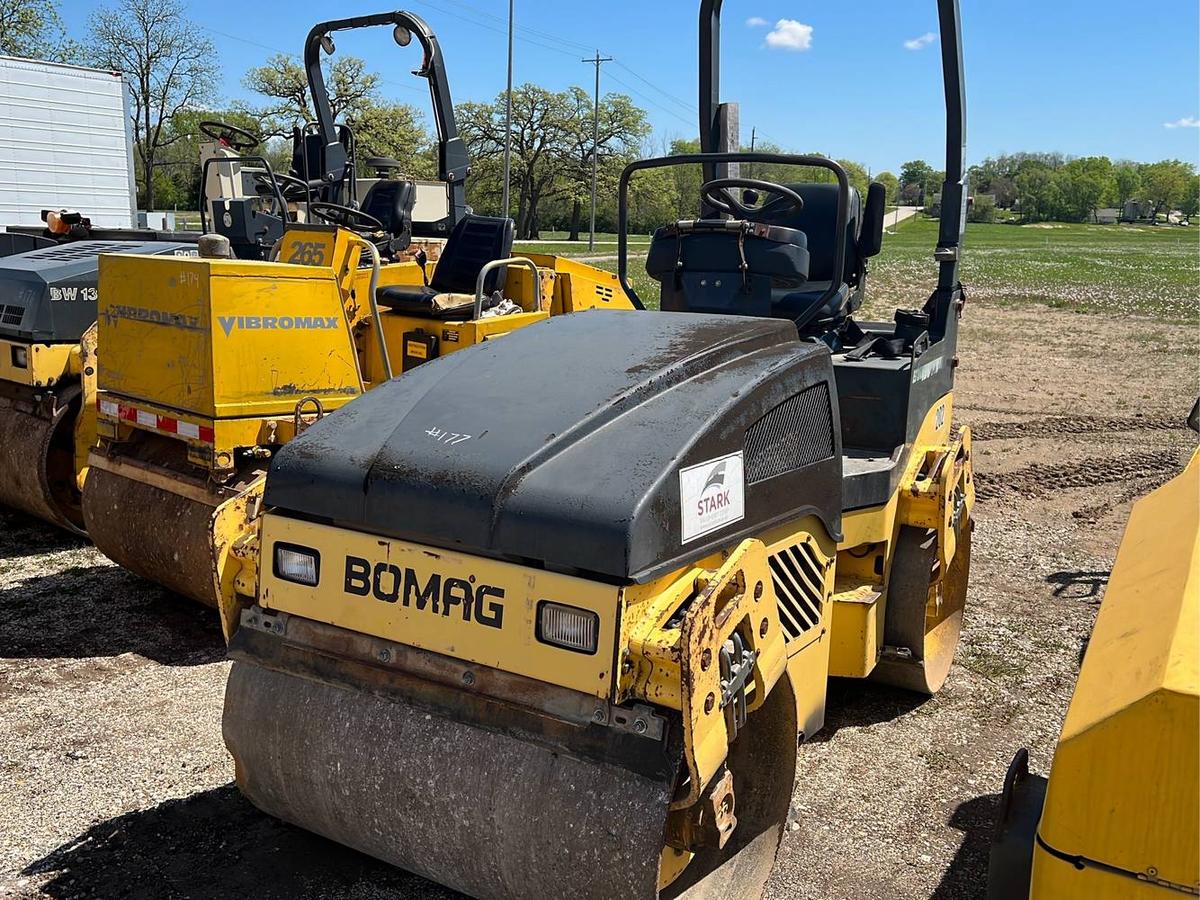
[361,179,416,239]
[377,214,515,317]
[374,285,497,320]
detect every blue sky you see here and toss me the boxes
[58,0,1200,173]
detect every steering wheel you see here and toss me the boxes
[199,120,260,152]
[308,201,385,232]
[252,170,312,203]
[701,178,805,218]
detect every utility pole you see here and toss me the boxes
[582,50,612,250]
[500,0,514,222]
[749,126,756,179]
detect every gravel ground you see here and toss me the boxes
[1,300,1196,900]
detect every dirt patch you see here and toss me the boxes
[0,299,1196,899]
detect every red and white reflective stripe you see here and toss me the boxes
[97,398,214,444]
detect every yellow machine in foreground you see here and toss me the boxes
[83,221,626,624]
[988,439,1199,899]
[219,2,976,895]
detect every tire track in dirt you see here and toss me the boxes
[974,449,1182,502]
[969,413,1184,442]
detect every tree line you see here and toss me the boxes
[965,153,1198,223]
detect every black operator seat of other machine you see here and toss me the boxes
[376,214,515,319]
[359,180,417,245]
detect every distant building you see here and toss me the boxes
[1120,200,1154,223]
[1092,208,1120,225]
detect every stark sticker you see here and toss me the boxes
[679,451,745,544]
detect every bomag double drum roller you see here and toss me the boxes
[220,2,976,896]
[80,13,631,627]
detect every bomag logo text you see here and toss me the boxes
[343,555,505,629]
[218,315,340,337]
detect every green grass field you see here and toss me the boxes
[521,218,1198,321]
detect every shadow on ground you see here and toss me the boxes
[812,677,929,742]
[1044,569,1109,602]
[0,510,87,559]
[0,564,224,666]
[22,784,460,899]
[930,792,1001,900]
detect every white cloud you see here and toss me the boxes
[1164,116,1200,129]
[903,32,937,50]
[746,16,769,27]
[765,19,813,51]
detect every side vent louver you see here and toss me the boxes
[0,304,23,325]
[769,541,826,640]
[744,382,834,485]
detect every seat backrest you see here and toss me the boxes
[750,182,862,285]
[430,214,515,295]
[361,179,416,240]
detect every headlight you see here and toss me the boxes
[274,543,320,586]
[537,601,599,654]
[11,345,28,369]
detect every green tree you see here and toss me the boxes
[875,171,899,207]
[1140,160,1195,221]
[0,0,77,60]
[560,88,649,240]
[1015,164,1060,222]
[1059,156,1116,222]
[458,84,649,239]
[1112,162,1142,208]
[89,0,218,210]
[1180,174,1200,218]
[899,159,935,204]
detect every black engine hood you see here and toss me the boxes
[266,309,842,582]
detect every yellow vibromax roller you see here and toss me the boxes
[220,2,976,895]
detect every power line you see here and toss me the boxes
[605,71,694,129]
[610,60,692,113]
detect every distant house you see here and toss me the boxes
[1092,208,1120,225]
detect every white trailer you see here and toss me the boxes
[0,56,136,229]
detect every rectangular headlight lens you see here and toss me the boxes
[537,601,599,654]
[274,543,320,586]
[11,345,28,369]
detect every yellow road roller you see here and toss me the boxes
[988,428,1199,899]
[81,13,631,627]
[220,2,975,895]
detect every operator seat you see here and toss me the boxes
[646,216,811,318]
[360,179,417,245]
[376,214,514,319]
[748,181,884,330]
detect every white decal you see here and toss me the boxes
[679,451,745,544]
[425,426,472,445]
[50,286,97,302]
